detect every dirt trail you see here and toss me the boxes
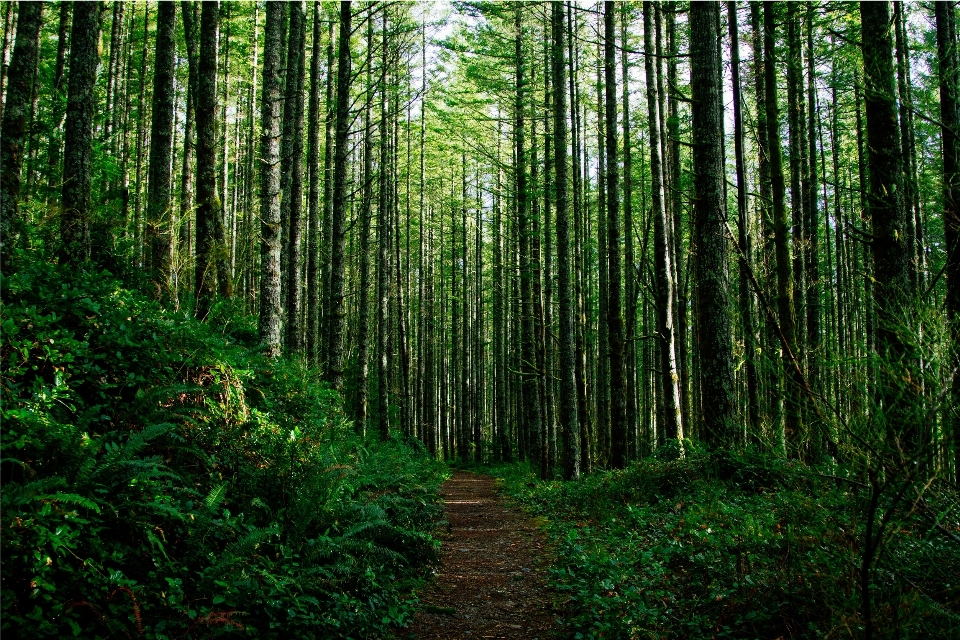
[403,470,561,640]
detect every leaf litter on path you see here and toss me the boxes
[403,471,562,640]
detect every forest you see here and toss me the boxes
[2,0,960,638]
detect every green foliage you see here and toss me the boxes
[1,259,447,639]
[491,451,960,639]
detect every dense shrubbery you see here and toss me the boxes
[492,450,960,639]
[1,259,447,639]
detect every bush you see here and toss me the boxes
[490,450,960,639]
[1,260,447,639]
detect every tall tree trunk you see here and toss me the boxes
[132,4,150,265]
[45,2,70,199]
[552,1,580,481]
[666,4,689,432]
[728,1,760,441]
[862,1,911,447]
[284,1,307,352]
[786,2,807,381]
[0,0,41,258]
[326,0,352,390]
[260,7,291,352]
[516,4,543,473]
[60,1,100,266]
[805,2,823,459]
[690,1,735,448]
[320,21,335,369]
[644,0,683,446]
[567,3,591,473]
[604,1,628,468]
[937,0,960,482]
[195,1,222,319]
[596,27,610,466]
[306,2,323,365]
[621,4,638,457]
[765,2,798,452]
[378,15,393,440]
[180,2,200,291]
[147,1,177,296]
[0,1,16,124]
[355,17,375,435]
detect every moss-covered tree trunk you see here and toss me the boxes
[0,0,42,260]
[60,1,100,266]
[862,1,912,448]
[690,1,735,448]
[326,1,352,390]
[195,1,222,319]
[147,1,177,296]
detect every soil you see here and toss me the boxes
[402,470,562,640]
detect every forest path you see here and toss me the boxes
[403,470,561,639]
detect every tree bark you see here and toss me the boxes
[147,1,177,296]
[0,0,42,259]
[194,2,222,319]
[326,1,352,390]
[284,1,307,353]
[936,0,960,482]
[604,1,628,468]
[862,1,910,444]
[728,1,760,442]
[307,2,323,365]
[552,1,580,480]
[258,1,284,355]
[644,0,683,447]
[60,1,100,266]
[45,2,70,199]
[690,1,735,448]
[356,17,375,435]
[765,2,799,452]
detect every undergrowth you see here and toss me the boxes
[1,259,448,639]
[490,450,960,639]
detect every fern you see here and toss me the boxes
[210,526,280,575]
[2,477,102,513]
[204,483,228,511]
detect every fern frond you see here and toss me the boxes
[204,483,227,511]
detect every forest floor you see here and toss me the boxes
[402,471,562,640]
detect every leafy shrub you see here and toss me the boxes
[491,450,960,639]
[1,260,446,639]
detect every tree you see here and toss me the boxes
[195,1,222,319]
[326,0,352,390]
[283,1,307,352]
[552,1,580,480]
[936,0,960,482]
[60,1,101,266]
[860,1,911,442]
[728,0,760,441]
[0,0,42,261]
[604,0,627,468]
[258,1,285,356]
[689,1,735,448]
[306,2,324,365]
[147,0,177,295]
[765,2,800,451]
[643,0,683,447]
